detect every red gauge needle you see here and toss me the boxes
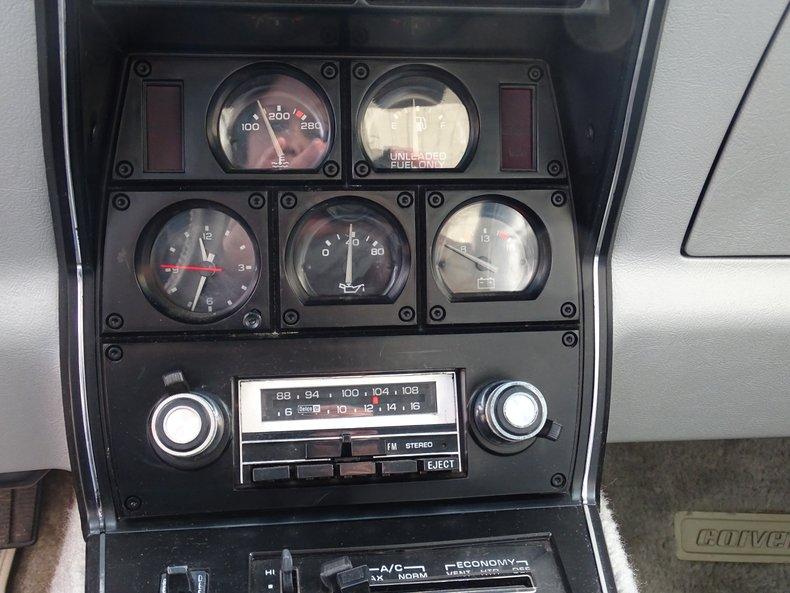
[160,264,223,272]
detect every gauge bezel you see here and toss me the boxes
[277,191,418,329]
[206,63,335,173]
[284,197,411,306]
[135,200,262,324]
[431,195,552,303]
[356,65,480,174]
[423,189,579,326]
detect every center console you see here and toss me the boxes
[38,0,665,591]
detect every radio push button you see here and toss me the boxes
[306,439,343,459]
[296,464,335,479]
[379,459,418,475]
[338,461,376,477]
[252,466,291,483]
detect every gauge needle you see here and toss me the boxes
[199,237,208,261]
[411,98,419,153]
[446,243,499,273]
[191,275,207,312]
[257,100,285,159]
[345,223,354,285]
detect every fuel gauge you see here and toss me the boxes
[359,67,476,171]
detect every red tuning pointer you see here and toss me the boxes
[160,264,223,272]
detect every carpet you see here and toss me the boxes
[603,438,790,593]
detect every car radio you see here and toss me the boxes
[236,372,465,487]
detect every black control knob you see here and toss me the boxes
[471,380,561,453]
[148,371,228,468]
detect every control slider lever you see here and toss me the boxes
[280,549,297,593]
[161,565,209,593]
[320,556,371,593]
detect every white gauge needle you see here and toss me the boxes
[191,275,207,312]
[411,98,419,153]
[345,223,354,285]
[199,237,208,261]
[446,243,499,273]
[257,100,285,159]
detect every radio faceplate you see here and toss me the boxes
[237,372,464,486]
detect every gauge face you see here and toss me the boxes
[287,199,410,302]
[212,69,333,171]
[359,70,473,171]
[138,205,259,322]
[433,199,542,298]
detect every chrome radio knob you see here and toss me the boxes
[471,380,560,452]
[148,371,228,468]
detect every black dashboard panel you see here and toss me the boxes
[348,59,564,181]
[424,189,577,325]
[114,57,344,182]
[103,331,579,518]
[102,191,272,333]
[97,55,582,520]
[112,56,565,183]
[276,191,419,329]
[39,0,664,590]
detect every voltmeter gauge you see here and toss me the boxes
[209,66,333,171]
[358,67,476,171]
[136,204,259,322]
[286,198,410,303]
[432,198,548,299]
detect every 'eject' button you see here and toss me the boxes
[420,457,459,473]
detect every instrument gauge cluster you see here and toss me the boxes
[113,56,565,182]
[104,57,577,332]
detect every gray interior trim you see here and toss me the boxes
[0,0,69,474]
[609,0,790,442]
[685,7,790,257]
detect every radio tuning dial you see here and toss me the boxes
[471,380,562,453]
[148,371,229,468]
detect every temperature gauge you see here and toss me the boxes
[209,66,333,171]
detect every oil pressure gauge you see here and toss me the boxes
[286,198,410,303]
